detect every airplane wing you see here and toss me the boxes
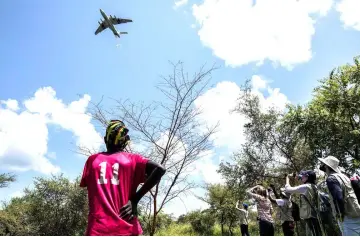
[95,22,109,35]
[110,16,133,25]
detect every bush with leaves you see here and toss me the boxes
[0,174,88,236]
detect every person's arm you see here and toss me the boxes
[131,160,166,204]
[286,174,290,186]
[246,185,261,195]
[284,184,307,194]
[246,185,262,200]
[326,176,345,221]
[235,200,240,210]
[284,175,307,195]
[270,184,280,199]
[120,160,166,220]
[267,188,277,204]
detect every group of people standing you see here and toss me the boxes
[236,156,360,236]
[79,119,360,236]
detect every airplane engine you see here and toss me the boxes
[98,21,101,25]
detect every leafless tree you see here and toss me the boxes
[79,61,219,235]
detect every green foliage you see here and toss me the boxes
[156,223,197,236]
[0,173,16,189]
[199,184,242,235]
[187,210,215,236]
[296,56,360,174]
[0,174,88,236]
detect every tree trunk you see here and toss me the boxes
[229,220,234,236]
[149,204,157,236]
[229,225,233,236]
[221,213,225,235]
[150,186,159,236]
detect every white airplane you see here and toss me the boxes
[95,9,133,38]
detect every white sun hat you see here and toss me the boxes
[319,156,342,173]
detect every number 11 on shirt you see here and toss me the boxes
[98,162,120,185]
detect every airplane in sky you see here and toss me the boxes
[95,9,133,38]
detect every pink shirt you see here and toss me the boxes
[80,152,149,236]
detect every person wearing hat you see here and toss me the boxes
[80,120,166,236]
[236,201,250,236]
[319,156,360,236]
[284,170,322,236]
[268,185,295,236]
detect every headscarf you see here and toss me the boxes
[105,120,130,151]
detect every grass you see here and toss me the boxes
[156,222,284,236]
[156,223,197,236]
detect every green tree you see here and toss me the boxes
[0,174,88,236]
[287,56,360,174]
[199,184,239,235]
[219,79,311,192]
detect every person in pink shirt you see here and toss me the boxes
[80,120,166,236]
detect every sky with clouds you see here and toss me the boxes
[1,0,360,217]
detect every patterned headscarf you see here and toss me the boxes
[105,120,130,150]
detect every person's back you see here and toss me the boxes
[246,185,274,236]
[320,156,360,236]
[298,183,317,220]
[285,171,323,236]
[238,209,248,224]
[330,173,360,218]
[79,120,167,236]
[80,151,148,236]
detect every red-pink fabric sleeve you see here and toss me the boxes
[80,158,90,187]
[133,154,149,185]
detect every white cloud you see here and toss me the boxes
[0,87,102,175]
[47,152,57,160]
[194,151,225,185]
[192,0,333,69]
[195,75,289,152]
[24,87,102,151]
[174,0,189,9]
[336,0,360,31]
[9,190,24,199]
[251,75,268,90]
[1,99,19,111]
[163,187,209,217]
[195,81,247,151]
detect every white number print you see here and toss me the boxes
[97,162,120,185]
[111,163,120,185]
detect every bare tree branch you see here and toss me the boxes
[78,61,219,235]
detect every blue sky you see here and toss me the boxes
[1,0,360,215]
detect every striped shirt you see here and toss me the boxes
[248,192,274,223]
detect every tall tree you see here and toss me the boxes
[82,62,219,235]
[290,56,360,174]
[198,184,239,236]
[220,79,310,190]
